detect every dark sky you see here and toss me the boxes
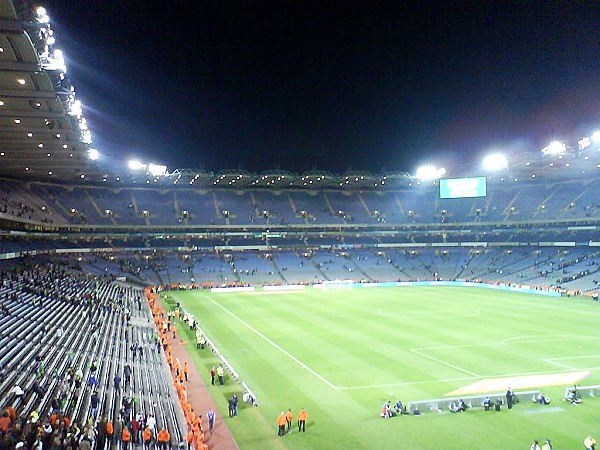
[45,0,600,174]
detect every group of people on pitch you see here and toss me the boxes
[276,408,308,436]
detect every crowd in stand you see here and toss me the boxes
[0,196,54,224]
[0,264,187,450]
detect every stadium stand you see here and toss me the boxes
[0,1,598,448]
[0,264,186,448]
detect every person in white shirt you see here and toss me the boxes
[145,413,156,438]
[10,384,24,401]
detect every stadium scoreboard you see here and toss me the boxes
[439,176,487,199]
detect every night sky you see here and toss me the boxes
[45,0,600,174]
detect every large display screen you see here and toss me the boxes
[439,176,487,199]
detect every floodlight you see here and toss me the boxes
[35,6,47,16]
[82,130,92,144]
[541,141,566,155]
[128,160,145,171]
[69,99,82,116]
[88,148,99,160]
[51,49,67,73]
[482,153,508,171]
[592,131,600,142]
[578,137,591,150]
[148,163,167,176]
[415,165,446,181]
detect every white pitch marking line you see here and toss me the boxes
[499,334,598,345]
[207,296,339,390]
[547,355,600,361]
[543,359,578,371]
[544,355,600,371]
[410,334,599,352]
[409,348,481,378]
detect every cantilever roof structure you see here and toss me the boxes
[0,0,599,189]
[0,0,97,180]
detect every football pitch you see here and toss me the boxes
[163,286,600,450]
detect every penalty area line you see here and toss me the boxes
[409,348,481,378]
[206,296,339,390]
[543,359,577,371]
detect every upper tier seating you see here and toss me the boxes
[1,178,599,227]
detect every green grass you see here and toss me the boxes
[163,286,600,450]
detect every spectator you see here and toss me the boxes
[90,392,99,419]
[142,427,152,450]
[121,423,131,450]
[157,427,170,450]
[114,374,121,391]
[106,419,114,448]
[145,413,156,439]
[0,411,11,432]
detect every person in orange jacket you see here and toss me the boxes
[285,408,293,434]
[186,429,194,450]
[276,411,287,437]
[297,408,308,432]
[121,424,131,450]
[142,426,152,450]
[183,362,189,381]
[194,430,206,450]
[106,419,114,447]
[157,427,170,450]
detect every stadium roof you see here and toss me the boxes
[0,0,599,189]
[0,0,98,180]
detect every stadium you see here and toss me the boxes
[0,1,599,450]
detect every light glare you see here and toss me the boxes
[482,153,508,170]
[148,163,168,176]
[541,141,566,155]
[415,165,446,181]
[128,160,145,171]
